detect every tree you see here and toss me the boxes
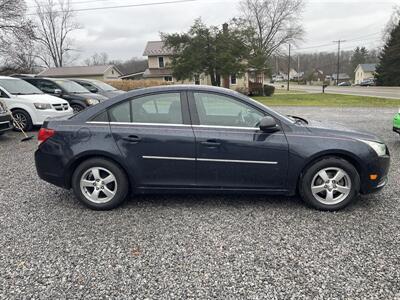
[84,52,109,66]
[237,0,304,72]
[350,47,368,79]
[162,19,248,86]
[384,5,400,42]
[34,0,81,67]
[0,0,31,47]
[375,20,400,86]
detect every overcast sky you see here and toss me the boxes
[25,0,398,63]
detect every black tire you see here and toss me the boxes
[71,103,86,113]
[299,157,360,211]
[12,109,33,131]
[72,158,129,210]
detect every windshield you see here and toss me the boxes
[89,80,117,91]
[0,79,43,95]
[55,79,90,93]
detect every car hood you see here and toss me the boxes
[302,119,383,143]
[15,94,69,104]
[72,92,107,101]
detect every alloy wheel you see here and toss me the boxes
[13,112,27,130]
[311,167,352,205]
[80,167,118,204]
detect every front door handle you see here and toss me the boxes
[122,135,141,143]
[200,139,221,147]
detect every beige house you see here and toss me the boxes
[354,64,377,84]
[142,41,265,93]
[39,65,123,80]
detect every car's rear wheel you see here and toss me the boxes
[12,109,33,131]
[299,157,360,211]
[72,158,129,210]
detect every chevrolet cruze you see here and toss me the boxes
[35,85,390,210]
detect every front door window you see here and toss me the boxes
[193,92,264,128]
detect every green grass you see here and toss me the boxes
[254,93,400,107]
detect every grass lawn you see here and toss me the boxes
[254,93,400,107]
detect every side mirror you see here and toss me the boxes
[54,89,62,95]
[259,116,279,132]
[89,87,98,93]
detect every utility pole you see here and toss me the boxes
[287,44,291,91]
[297,55,300,85]
[333,40,346,86]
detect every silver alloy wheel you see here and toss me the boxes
[311,167,352,205]
[80,167,118,204]
[13,112,27,129]
[71,104,83,113]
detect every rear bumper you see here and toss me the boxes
[32,109,73,125]
[0,114,13,132]
[360,155,390,194]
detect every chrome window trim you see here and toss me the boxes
[192,125,259,131]
[142,156,278,165]
[86,121,191,127]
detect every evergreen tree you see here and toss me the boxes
[375,21,400,86]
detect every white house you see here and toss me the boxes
[354,64,377,84]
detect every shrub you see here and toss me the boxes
[263,84,275,96]
[105,79,171,91]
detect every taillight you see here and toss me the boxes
[38,128,55,145]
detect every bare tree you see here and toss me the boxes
[384,5,400,42]
[237,0,304,70]
[34,0,81,67]
[84,52,109,66]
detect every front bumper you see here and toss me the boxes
[0,114,13,133]
[33,109,73,125]
[360,154,390,194]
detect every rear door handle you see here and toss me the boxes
[200,140,221,147]
[122,135,141,143]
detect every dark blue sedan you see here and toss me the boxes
[35,85,390,210]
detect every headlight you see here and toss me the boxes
[86,99,100,105]
[34,103,52,110]
[359,139,387,157]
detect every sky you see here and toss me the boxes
[25,0,399,63]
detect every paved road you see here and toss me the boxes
[290,85,400,99]
[0,108,399,299]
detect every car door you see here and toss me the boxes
[109,91,196,188]
[189,91,289,190]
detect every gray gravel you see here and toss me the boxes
[0,106,399,299]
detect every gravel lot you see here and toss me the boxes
[0,107,399,299]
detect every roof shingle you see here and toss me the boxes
[143,41,174,56]
[38,65,121,77]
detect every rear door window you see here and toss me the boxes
[108,93,183,124]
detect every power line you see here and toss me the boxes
[26,0,199,15]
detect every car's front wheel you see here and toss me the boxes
[12,109,33,131]
[72,158,129,210]
[299,157,360,211]
[70,103,86,113]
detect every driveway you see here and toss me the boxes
[291,85,400,99]
[0,107,399,299]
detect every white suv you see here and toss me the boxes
[0,76,73,131]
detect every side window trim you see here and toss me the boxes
[187,91,267,128]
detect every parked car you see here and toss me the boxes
[0,76,73,131]
[21,77,107,113]
[393,109,400,135]
[338,81,351,86]
[35,85,390,211]
[0,99,12,135]
[69,78,125,99]
[359,79,376,86]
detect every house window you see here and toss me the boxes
[158,57,165,68]
[194,74,200,85]
[164,76,173,82]
[230,74,237,85]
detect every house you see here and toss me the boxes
[38,65,123,80]
[354,63,377,84]
[142,40,265,93]
[331,73,351,84]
